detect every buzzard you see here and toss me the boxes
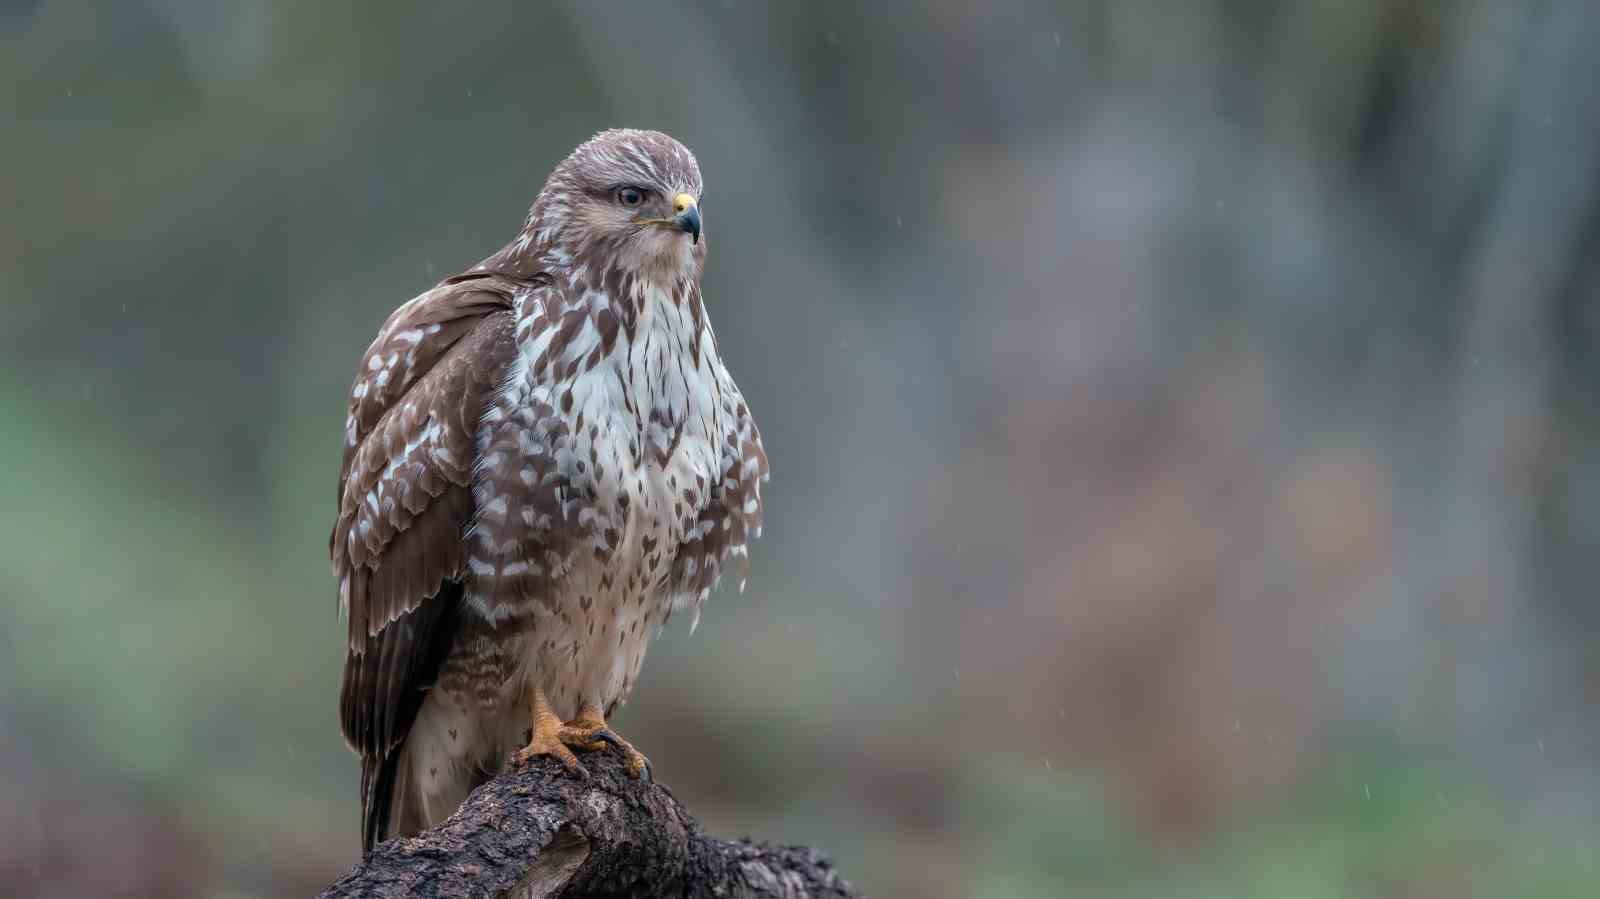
[330,130,768,854]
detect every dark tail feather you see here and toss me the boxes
[350,580,466,855]
[361,748,403,856]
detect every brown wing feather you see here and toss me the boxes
[329,275,518,855]
[330,275,518,649]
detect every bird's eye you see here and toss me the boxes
[617,187,645,207]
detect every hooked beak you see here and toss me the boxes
[671,192,701,244]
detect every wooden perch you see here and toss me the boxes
[317,752,861,899]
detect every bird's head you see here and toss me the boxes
[529,129,706,282]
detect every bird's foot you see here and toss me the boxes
[511,699,587,778]
[559,716,652,782]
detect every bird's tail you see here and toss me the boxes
[360,747,397,856]
[346,581,465,855]
[364,742,431,855]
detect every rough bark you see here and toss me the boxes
[317,753,860,899]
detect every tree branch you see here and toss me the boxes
[317,753,861,899]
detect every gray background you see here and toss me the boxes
[3,2,1598,896]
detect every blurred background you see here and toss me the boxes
[4,1,1599,896]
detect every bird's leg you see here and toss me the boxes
[510,687,586,777]
[558,701,652,781]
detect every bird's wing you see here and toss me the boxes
[332,274,516,649]
[330,273,517,771]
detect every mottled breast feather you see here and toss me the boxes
[467,273,770,629]
[670,389,768,605]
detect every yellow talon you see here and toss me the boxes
[512,688,585,777]
[561,705,653,781]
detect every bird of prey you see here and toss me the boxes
[330,130,768,855]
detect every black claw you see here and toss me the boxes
[639,757,654,783]
[589,728,625,751]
